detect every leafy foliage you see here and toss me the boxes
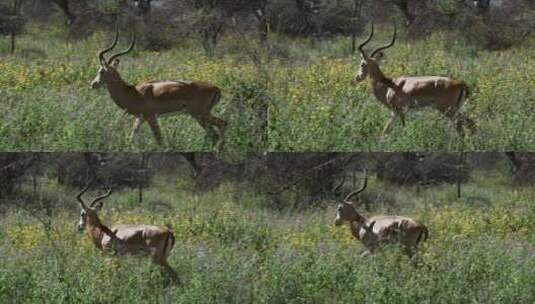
[1,171,534,303]
[0,27,267,151]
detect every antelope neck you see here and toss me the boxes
[347,213,367,240]
[86,219,114,251]
[105,76,140,111]
[371,73,403,107]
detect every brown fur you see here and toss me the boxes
[355,41,476,137]
[335,201,428,257]
[92,46,227,150]
[78,193,179,282]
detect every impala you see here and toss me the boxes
[333,169,428,257]
[76,182,178,282]
[91,28,228,149]
[354,23,476,137]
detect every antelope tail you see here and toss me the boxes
[162,231,176,257]
[456,84,470,110]
[416,227,429,245]
[210,89,222,110]
[463,85,471,99]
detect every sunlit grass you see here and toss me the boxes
[267,31,535,151]
[1,170,534,303]
[1,25,534,151]
[0,26,267,152]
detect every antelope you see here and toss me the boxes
[333,169,428,257]
[91,28,228,149]
[353,23,476,137]
[76,182,179,282]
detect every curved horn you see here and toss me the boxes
[371,23,397,58]
[343,168,368,202]
[357,22,374,58]
[98,27,120,67]
[107,32,136,65]
[332,174,346,197]
[90,188,113,208]
[77,178,96,210]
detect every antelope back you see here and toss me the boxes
[367,215,425,246]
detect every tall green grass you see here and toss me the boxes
[0,25,267,152]
[1,25,534,151]
[1,171,534,303]
[268,32,535,151]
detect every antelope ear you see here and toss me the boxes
[373,51,384,61]
[366,220,376,232]
[112,228,118,236]
[93,201,104,211]
[111,59,120,69]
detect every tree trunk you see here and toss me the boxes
[138,153,149,203]
[351,0,364,54]
[391,0,414,25]
[10,32,15,53]
[10,0,22,54]
[456,153,465,199]
[180,153,200,178]
[254,3,270,48]
[51,0,76,25]
[505,152,520,173]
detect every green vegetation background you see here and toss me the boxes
[1,24,534,151]
[1,167,534,303]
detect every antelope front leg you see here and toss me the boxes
[381,111,398,137]
[163,263,179,284]
[399,112,406,127]
[180,153,201,178]
[207,115,228,151]
[146,115,163,146]
[360,249,373,257]
[194,115,219,149]
[152,253,179,284]
[131,115,144,140]
[445,110,469,138]
[456,112,477,136]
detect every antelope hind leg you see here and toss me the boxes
[204,124,219,147]
[206,115,228,151]
[152,254,180,284]
[196,115,227,150]
[131,116,144,140]
[381,112,399,137]
[360,249,373,257]
[146,116,163,145]
[399,112,406,127]
[457,113,477,135]
[162,263,180,284]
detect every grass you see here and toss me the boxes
[1,25,534,151]
[1,169,534,303]
[267,32,535,151]
[0,25,268,152]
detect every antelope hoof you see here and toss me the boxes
[216,138,225,151]
[154,137,163,146]
[360,250,372,257]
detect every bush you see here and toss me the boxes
[1,174,534,303]
[376,153,470,185]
